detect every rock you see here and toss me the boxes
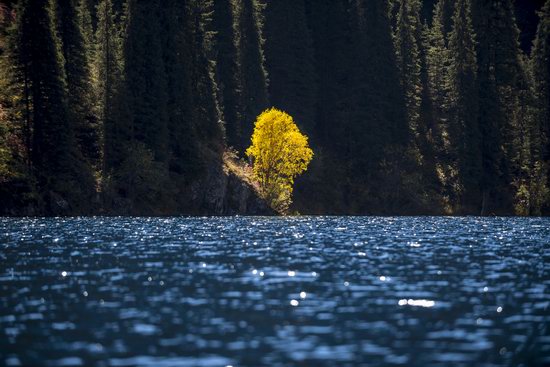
[197,160,275,216]
[222,170,275,215]
[200,163,227,214]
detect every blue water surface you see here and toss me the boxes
[0,216,549,366]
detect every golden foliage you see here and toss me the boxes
[246,108,313,213]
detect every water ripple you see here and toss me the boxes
[0,216,549,366]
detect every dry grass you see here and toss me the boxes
[222,149,261,192]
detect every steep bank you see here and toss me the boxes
[0,152,274,217]
[188,152,275,216]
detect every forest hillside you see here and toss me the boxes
[0,0,549,216]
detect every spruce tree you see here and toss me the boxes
[13,0,93,212]
[391,0,440,213]
[426,0,452,156]
[161,0,200,179]
[184,0,224,146]
[0,2,22,180]
[124,0,169,163]
[531,0,550,213]
[436,0,454,42]
[78,0,94,53]
[423,2,457,212]
[306,0,354,154]
[473,0,533,214]
[264,0,316,135]
[363,0,408,147]
[2,0,547,216]
[56,0,100,168]
[448,0,482,212]
[95,0,125,171]
[232,0,269,152]
[212,0,241,153]
[338,0,411,212]
[395,0,422,139]
[106,0,173,212]
[417,21,442,205]
[362,0,423,213]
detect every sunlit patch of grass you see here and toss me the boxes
[222,148,260,193]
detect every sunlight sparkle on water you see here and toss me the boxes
[398,299,435,308]
[1,216,547,366]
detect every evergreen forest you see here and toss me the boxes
[1,0,549,216]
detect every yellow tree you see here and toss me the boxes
[246,108,313,212]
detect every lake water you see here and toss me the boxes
[0,217,549,366]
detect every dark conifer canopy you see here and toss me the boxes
[0,0,548,216]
